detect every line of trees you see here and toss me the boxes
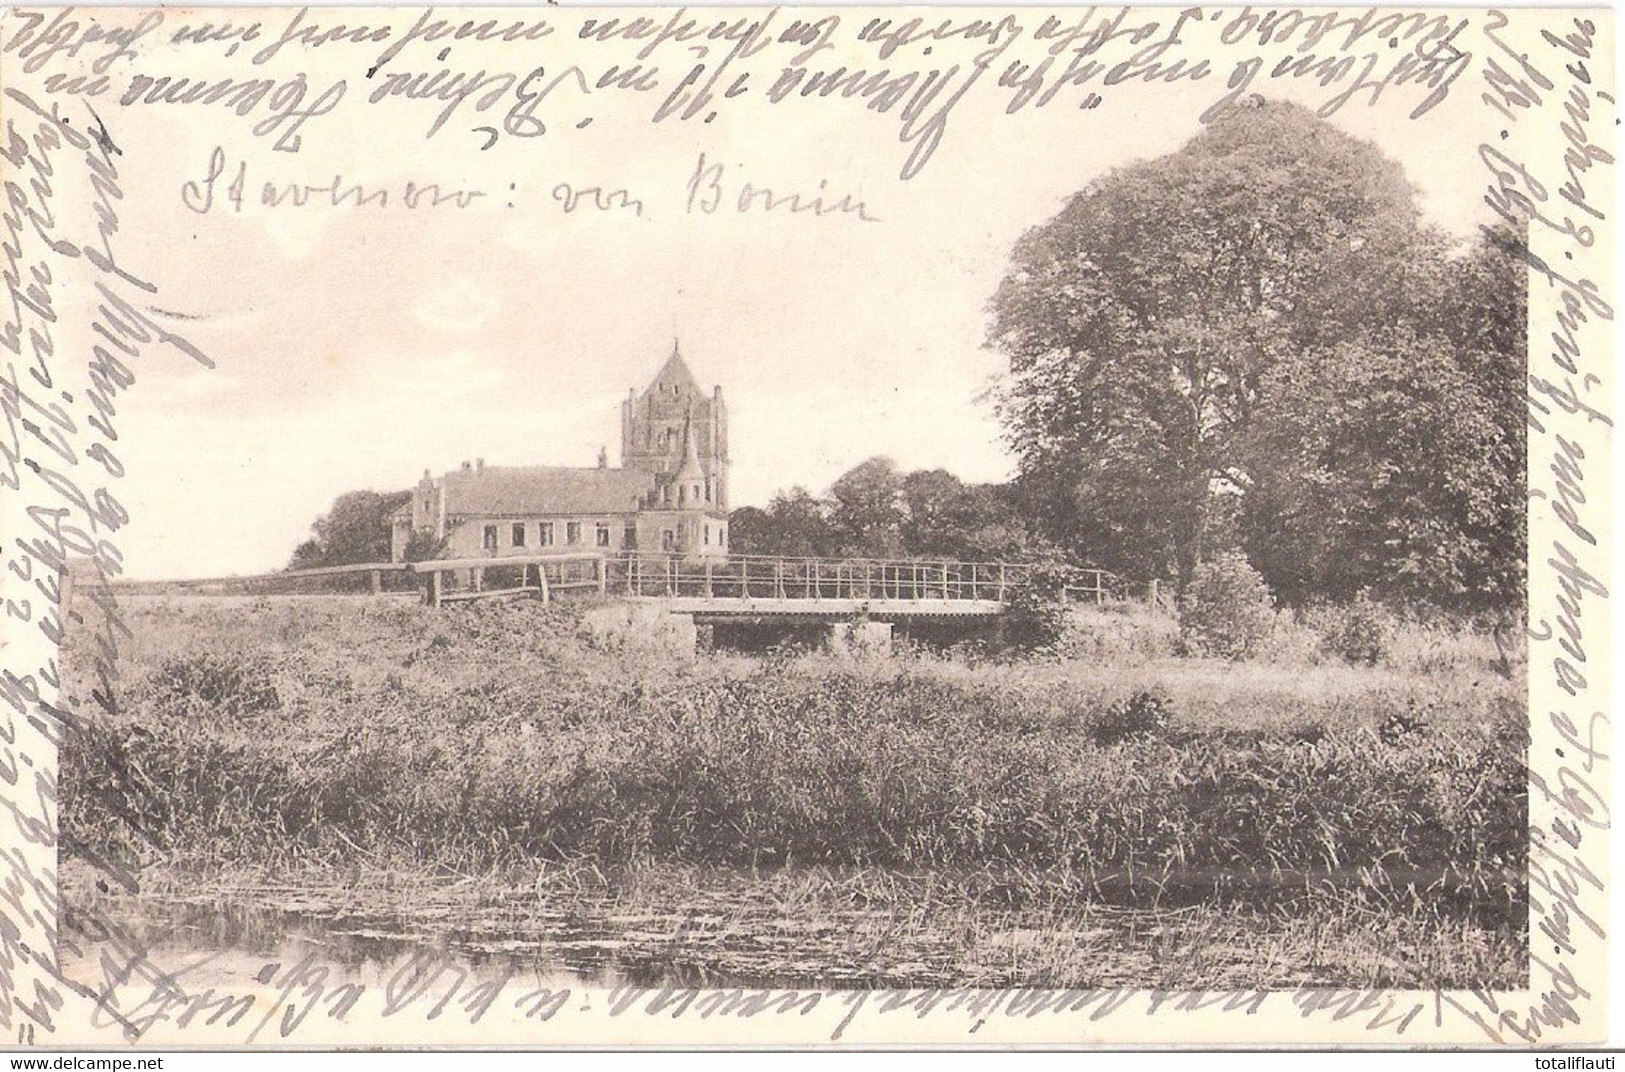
[727,458,1055,563]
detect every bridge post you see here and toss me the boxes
[370,569,382,594]
[704,559,713,599]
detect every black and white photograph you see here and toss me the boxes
[0,2,1612,1050]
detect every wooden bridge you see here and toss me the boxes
[113,552,1114,622]
[418,553,1110,620]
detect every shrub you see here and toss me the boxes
[1091,689,1174,744]
[482,565,531,589]
[1378,701,1432,746]
[1253,610,1324,666]
[148,653,280,716]
[1178,551,1275,660]
[1054,605,1180,663]
[1000,568,1070,654]
[1313,592,1394,665]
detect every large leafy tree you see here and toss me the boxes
[901,469,1057,563]
[989,98,1523,610]
[1241,331,1515,609]
[289,490,411,570]
[898,468,981,558]
[828,456,906,557]
[728,487,837,558]
[990,99,1431,583]
[1240,228,1527,610]
[725,505,776,556]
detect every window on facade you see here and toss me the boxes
[678,484,686,506]
[482,525,498,551]
[567,521,582,545]
[595,522,611,547]
[704,479,711,502]
[624,525,637,549]
[692,484,700,502]
[662,529,676,552]
[704,523,710,546]
[539,522,554,547]
[511,523,526,547]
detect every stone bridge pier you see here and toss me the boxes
[586,601,905,656]
[826,619,892,655]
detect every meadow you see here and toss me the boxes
[60,594,1528,990]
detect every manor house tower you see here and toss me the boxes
[391,344,731,562]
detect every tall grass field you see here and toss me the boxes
[60,595,1527,990]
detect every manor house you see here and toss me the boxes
[391,345,730,562]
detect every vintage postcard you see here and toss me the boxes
[0,2,1613,1050]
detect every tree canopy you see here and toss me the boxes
[730,458,1054,564]
[289,490,411,570]
[989,99,1525,612]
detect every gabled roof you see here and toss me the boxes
[440,466,650,517]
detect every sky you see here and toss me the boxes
[76,10,1511,578]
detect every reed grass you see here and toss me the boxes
[64,597,1524,924]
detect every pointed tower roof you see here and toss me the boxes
[646,339,701,399]
[674,404,705,481]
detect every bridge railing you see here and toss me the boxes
[109,553,1119,609]
[110,561,415,596]
[410,553,608,605]
[607,553,1035,603]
